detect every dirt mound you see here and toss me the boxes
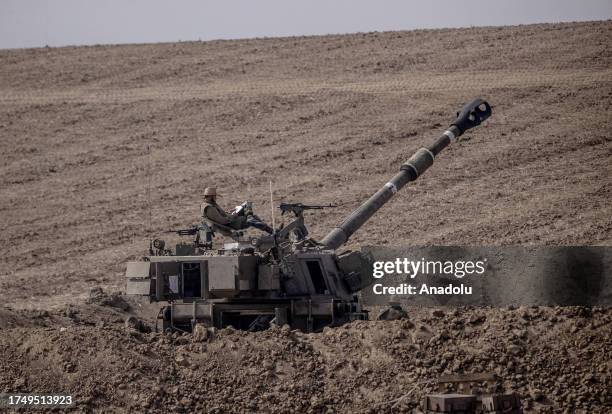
[0,306,609,412]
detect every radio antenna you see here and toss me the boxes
[146,145,152,240]
[269,180,276,231]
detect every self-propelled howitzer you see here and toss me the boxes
[125,98,491,332]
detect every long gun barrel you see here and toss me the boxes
[166,226,200,236]
[320,98,492,250]
[279,202,337,216]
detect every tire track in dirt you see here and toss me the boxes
[1,69,610,105]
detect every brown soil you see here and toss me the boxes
[1,301,610,413]
[0,21,611,413]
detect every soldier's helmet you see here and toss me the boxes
[204,187,217,198]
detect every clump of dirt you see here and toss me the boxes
[86,286,130,311]
[0,307,52,329]
[0,305,609,412]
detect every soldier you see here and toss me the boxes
[201,187,273,234]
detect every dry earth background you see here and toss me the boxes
[0,21,611,413]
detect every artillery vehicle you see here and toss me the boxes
[125,98,491,332]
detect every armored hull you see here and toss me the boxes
[126,247,368,332]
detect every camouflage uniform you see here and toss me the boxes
[200,200,245,230]
[201,198,273,234]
